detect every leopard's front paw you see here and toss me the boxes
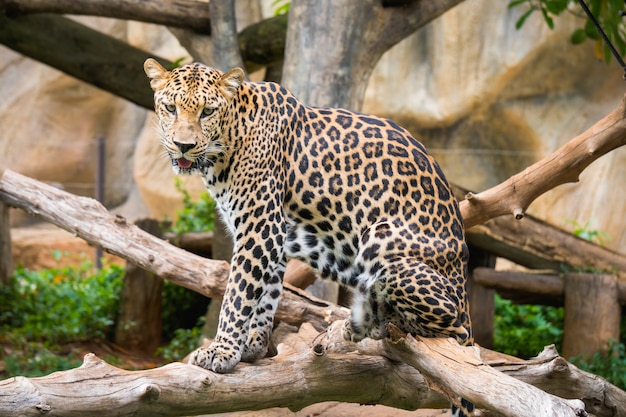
[342,320,365,343]
[241,329,270,362]
[188,342,241,373]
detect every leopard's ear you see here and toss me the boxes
[219,68,244,100]
[144,58,170,91]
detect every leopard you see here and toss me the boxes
[145,58,474,416]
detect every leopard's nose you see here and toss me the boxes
[173,141,195,153]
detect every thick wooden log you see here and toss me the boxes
[465,214,626,281]
[467,247,496,349]
[114,219,164,355]
[0,168,11,285]
[473,267,626,305]
[3,321,624,417]
[385,326,586,417]
[0,13,169,110]
[562,273,621,359]
[1,0,212,33]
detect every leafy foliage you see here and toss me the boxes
[570,340,626,390]
[166,177,216,235]
[0,258,124,377]
[157,317,205,362]
[494,294,626,389]
[509,0,626,63]
[271,0,291,16]
[564,218,611,246]
[493,294,565,358]
[0,259,124,344]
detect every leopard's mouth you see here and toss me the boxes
[176,157,193,169]
[172,157,197,174]
[172,156,213,174]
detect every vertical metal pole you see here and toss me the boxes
[95,136,105,270]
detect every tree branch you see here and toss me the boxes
[0,169,347,331]
[460,92,626,228]
[386,326,587,416]
[0,12,169,109]
[1,0,212,33]
[1,321,623,417]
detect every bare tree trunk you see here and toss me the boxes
[115,219,164,355]
[0,200,11,285]
[562,273,621,359]
[282,0,464,110]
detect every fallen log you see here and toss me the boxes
[2,321,624,417]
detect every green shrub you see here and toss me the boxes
[493,294,564,359]
[570,340,626,390]
[0,258,124,377]
[157,317,205,363]
[167,177,216,235]
[0,261,124,344]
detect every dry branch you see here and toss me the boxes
[386,326,587,417]
[460,92,626,228]
[2,321,624,417]
[0,169,347,331]
[1,0,212,33]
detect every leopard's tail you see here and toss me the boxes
[450,398,474,417]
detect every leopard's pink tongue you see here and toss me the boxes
[177,158,193,168]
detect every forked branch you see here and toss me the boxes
[460,92,626,228]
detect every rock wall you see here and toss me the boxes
[364,1,625,252]
[1,0,624,264]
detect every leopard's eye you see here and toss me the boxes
[164,104,176,114]
[201,107,216,118]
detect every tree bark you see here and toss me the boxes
[1,0,212,33]
[0,12,168,110]
[0,12,286,109]
[386,326,587,417]
[562,273,621,359]
[473,267,626,306]
[115,219,164,355]
[2,321,623,417]
[0,169,347,332]
[464,211,626,281]
[282,0,464,109]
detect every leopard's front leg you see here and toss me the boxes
[189,216,287,373]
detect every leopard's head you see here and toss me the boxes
[144,58,244,175]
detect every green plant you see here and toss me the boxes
[271,0,290,15]
[157,317,205,363]
[493,294,564,358]
[0,258,124,377]
[509,0,626,63]
[161,281,210,341]
[570,339,626,390]
[167,177,216,235]
[564,218,611,246]
[0,261,124,344]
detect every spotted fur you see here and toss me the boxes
[144,58,473,414]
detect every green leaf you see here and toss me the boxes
[515,8,535,30]
[544,0,568,14]
[540,7,555,29]
[508,0,529,8]
[571,28,588,44]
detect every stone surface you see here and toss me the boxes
[362,1,625,252]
